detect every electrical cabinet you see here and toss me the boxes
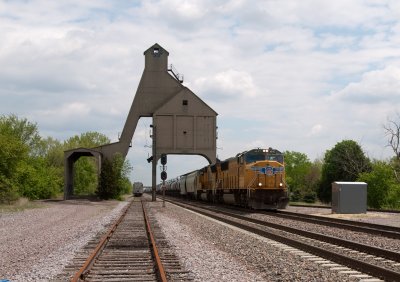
[332,182,367,214]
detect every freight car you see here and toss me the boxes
[133,182,144,197]
[166,148,289,209]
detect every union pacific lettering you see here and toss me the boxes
[251,166,285,175]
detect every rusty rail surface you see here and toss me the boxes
[70,200,133,282]
[141,200,168,282]
[165,198,400,282]
[272,210,400,239]
[65,197,191,282]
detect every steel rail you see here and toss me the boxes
[211,206,400,262]
[270,210,400,239]
[141,200,168,282]
[279,209,400,233]
[166,199,400,282]
[289,203,400,214]
[70,200,133,282]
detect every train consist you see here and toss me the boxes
[158,148,289,209]
[133,182,144,197]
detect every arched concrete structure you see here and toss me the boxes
[64,43,217,199]
[64,148,101,199]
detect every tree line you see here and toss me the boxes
[1,113,399,209]
[285,113,400,209]
[0,114,132,204]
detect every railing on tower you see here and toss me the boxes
[168,64,184,83]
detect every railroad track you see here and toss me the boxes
[289,203,400,214]
[57,198,191,281]
[269,210,400,239]
[164,198,400,282]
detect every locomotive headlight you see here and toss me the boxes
[279,182,283,187]
[258,182,262,187]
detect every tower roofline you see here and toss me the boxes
[144,43,169,56]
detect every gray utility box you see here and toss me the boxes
[332,182,367,214]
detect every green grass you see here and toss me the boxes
[0,198,46,213]
[289,201,330,207]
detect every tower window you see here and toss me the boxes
[182,100,188,105]
[153,48,159,54]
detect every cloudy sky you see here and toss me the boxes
[1,0,400,185]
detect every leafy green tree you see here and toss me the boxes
[284,151,312,201]
[64,132,110,150]
[120,176,133,195]
[284,152,320,203]
[0,114,65,202]
[306,159,322,184]
[0,176,19,204]
[15,158,62,199]
[98,153,132,200]
[0,129,28,179]
[385,182,400,209]
[120,158,133,195]
[303,159,322,203]
[0,113,130,202]
[98,157,117,200]
[358,161,400,209]
[37,137,65,189]
[319,140,371,203]
[73,158,98,195]
[0,115,32,202]
[0,114,42,156]
[38,137,64,167]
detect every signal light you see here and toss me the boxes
[161,154,167,165]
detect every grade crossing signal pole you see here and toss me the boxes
[160,154,167,208]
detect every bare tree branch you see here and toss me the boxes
[383,112,400,182]
[383,112,400,160]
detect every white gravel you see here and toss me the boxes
[148,201,365,282]
[0,199,128,281]
[246,212,400,253]
[1,198,391,282]
[286,206,400,227]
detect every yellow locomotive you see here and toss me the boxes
[176,148,289,209]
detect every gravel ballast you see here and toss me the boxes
[286,205,400,228]
[148,200,371,282]
[1,198,390,281]
[0,199,128,281]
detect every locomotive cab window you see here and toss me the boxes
[267,154,284,163]
[244,149,284,164]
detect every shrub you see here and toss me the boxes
[357,161,397,209]
[0,175,19,204]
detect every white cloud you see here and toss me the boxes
[1,0,400,184]
[194,69,259,101]
[42,102,91,117]
[330,66,400,104]
[319,34,357,49]
[309,124,323,136]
